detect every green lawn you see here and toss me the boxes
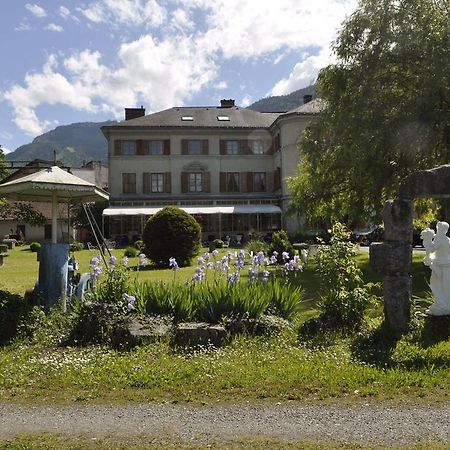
[0,244,432,302]
[1,244,448,406]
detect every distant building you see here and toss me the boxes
[101,97,323,242]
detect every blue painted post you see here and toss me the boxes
[37,243,69,309]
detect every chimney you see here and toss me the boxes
[125,105,145,120]
[219,99,235,108]
[303,95,313,104]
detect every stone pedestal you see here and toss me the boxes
[370,198,413,332]
[383,275,412,331]
[37,243,69,309]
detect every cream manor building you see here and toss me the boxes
[101,97,323,244]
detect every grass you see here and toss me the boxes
[2,434,450,449]
[0,317,449,405]
[0,244,448,406]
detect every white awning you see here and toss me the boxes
[103,205,281,217]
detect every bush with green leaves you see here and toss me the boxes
[315,222,373,328]
[143,206,201,267]
[124,246,138,258]
[270,230,294,262]
[0,290,30,345]
[69,241,84,252]
[29,242,41,252]
[134,240,144,250]
[244,239,269,255]
[213,239,224,249]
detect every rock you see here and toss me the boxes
[174,322,228,347]
[120,315,172,345]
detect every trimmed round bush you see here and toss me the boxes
[124,246,138,258]
[29,242,41,252]
[143,206,201,267]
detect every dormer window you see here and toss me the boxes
[217,115,230,121]
[181,116,194,121]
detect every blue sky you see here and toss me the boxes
[0,0,358,154]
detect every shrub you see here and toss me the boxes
[244,239,269,255]
[0,291,30,345]
[124,246,138,258]
[143,206,201,267]
[270,230,294,262]
[213,239,224,249]
[315,222,373,329]
[134,239,144,250]
[29,242,41,252]
[69,241,84,252]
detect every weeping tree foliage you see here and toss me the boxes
[290,0,450,227]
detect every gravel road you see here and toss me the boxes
[1,403,450,446]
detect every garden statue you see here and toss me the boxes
[421,221,450,315]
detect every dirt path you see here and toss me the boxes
[1,403,450,446]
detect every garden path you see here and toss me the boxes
[1,403,449,446]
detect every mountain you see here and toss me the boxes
[247,85,315,112]
[7,121,115,167]
[6,86,316,166]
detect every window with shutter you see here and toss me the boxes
[122,173,136,193]
[151,173,164,192]
[225,140,239,155]
[188,173,203,192]
[121,141,136,155]
[251,140,265,154]
[143,173,150,193]
[254,172,266,192]
[164,172,171,192]
[226,172,240,192]
[114,140,122,155]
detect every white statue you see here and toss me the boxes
[421,221,450,315]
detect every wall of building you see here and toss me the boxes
[108,129,276,200]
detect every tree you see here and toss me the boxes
[143,206,201,267]
[290,0,450,226]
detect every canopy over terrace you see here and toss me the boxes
[0,166,109,243]
[103,204,282,240]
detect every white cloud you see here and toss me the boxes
[0,132,13,141]
[240,94,252,108]
[78,0,166,27]
[25,3,47,18]
[271,47,334,95]
[0,146,11,155]
[214,81,228,90]
[59,6,70,19]
[15,22,31,32]
[4,34,217,135]
[6,0,359,136]
[171,8,194,32]
[45,23,64,32]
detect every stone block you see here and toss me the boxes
[383,275,411,332]
[399,164,450,199]
[382,199,413,242]
[175,322,228,347]
[370,242,412,275]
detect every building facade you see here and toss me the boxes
[102,98,322,244]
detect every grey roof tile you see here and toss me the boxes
[104,107,281,129]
